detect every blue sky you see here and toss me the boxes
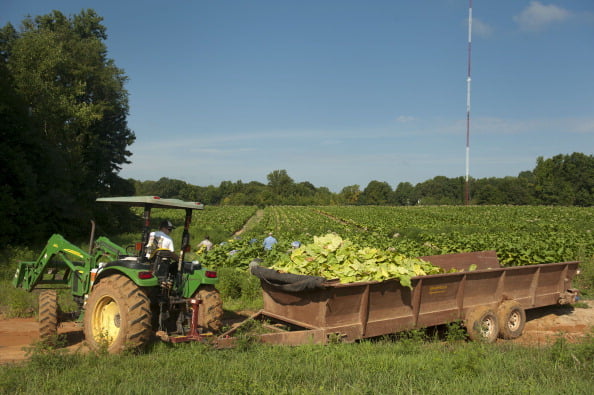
[2,1,593,192]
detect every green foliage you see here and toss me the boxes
[445,321,469,342]
[317,205,594,266]
[0,282,37,317]
[271,233,442,287]
[574,256,594,298]
[24,335,68,358]
[0,9,136,246]
[359,180,394,205]
[0,246,37,317]
[216,267,262,308]
[534,153,594,206]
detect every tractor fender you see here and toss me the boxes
[180,268,219,298]
[93,265,159,288]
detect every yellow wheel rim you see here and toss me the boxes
[92,295,121,345]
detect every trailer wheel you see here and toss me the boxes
[39,290,59,341]
[196,285,223,332]
[84,274,152,353]
[465,306,499,343]
[497,300,526,339]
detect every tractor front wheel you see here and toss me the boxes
[39,290,59,341]
[196,285,223,332]
[84,274,152,353]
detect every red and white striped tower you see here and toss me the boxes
[465,0,473,205]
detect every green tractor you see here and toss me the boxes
[13,196,223,353]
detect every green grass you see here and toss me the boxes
[1,336,592,394]
[0,246,37,318]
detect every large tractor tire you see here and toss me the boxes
[465,306,499,343]
[39,290,59,341]
[196,285,223,332]
[497,300,526,340]
[84,274,152,353]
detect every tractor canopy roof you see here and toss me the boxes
[96,196,204,210]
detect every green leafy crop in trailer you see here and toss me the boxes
[270,233,442,288]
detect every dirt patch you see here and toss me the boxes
[1,301,592,364]
[233,209,264,236]
[0,317,88,365]
[509,300,594,346]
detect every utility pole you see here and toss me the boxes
[465,0,473,205]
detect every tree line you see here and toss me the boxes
[131,152,594,207]
[1,9,592,248]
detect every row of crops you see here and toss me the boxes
[151,205,593,270]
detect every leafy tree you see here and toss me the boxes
[314,187,336,205]
[415,176,464,205]
[267,170,295,199]
[394,182,414,206]
[533,153,594,206]
[359,181,393,205]
[0,61,49,244]
[0,10,135,242]
[339,185,361,205]
[472,179,506,205]
[150,177,188,198]
[295,181,316,197]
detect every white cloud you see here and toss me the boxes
[569,118,594,134]
[396,115,416,123]
[473,18,493,38]
[514,1,572,32]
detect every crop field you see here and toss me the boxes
[135,205,594,299]
[179,206,593,274]
[1,205,593,393]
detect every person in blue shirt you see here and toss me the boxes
[263,232,278,251]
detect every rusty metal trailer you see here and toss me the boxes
[217,251,579,346]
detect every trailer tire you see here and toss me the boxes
[39,290,59,341]
[497,300,526,339]
[196,285,223,332]
[465,306,499,343]
[84,274,152,353]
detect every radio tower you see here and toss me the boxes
[465,0,473,205]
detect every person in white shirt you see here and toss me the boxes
[197,236,214,252]
[146,220,175,257]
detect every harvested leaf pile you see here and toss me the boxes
[271,233,443,288]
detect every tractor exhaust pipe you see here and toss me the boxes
[89,220,96,254]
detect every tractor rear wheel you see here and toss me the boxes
[84,274,152,353]
[465,306,499,343]
[39,290,59,341]
[196,285,223,332]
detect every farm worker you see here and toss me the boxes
[263,232,278,251]
[146,220,175,257]
[197,236,214,252]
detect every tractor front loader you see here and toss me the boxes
[13,196,223,353]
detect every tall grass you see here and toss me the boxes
[216,267,263,311]
[1,336,592,394]
[0,246,38,317]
